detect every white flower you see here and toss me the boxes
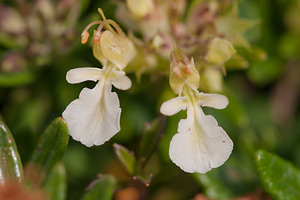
[62,9,136,147]
[161,88,233,173]
[62,67,131,147]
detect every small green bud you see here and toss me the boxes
[201,67,223,92]
[205,37,236,65]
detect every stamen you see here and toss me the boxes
[81,31,90,44]
[105,19,125,37]
[98,8,114,33]
[81,20,103,44]
[97,19,125,37]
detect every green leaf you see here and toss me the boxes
[26,117,69,186]
[138,117,164,159]
[44,162,66,200]
[0,70,35,87]
[0,119,24,184]
[113,143,136,174]
[81,175,116,200]
[255,150,300,200]
[133,173,152,187]
[113,143,153,186]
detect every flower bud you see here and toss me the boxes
[99,30,136,70]
[170,49,200,94]
[81,31,90,44]
[201,67,223,92]
[205,37,236,65]
[151,33,173,59]
[35,0,55,20]
[127,0,154,18]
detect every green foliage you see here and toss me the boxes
[255,150,300,200]
[26,117,69,186]
[44,162,67,200]
[113,143,136,175]
[0,119,23,184]
[113,118,165,186]
[81,175,116,200]
[138,117,164,160]
[113,143,152,186]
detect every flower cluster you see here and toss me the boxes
[116,0,255,92]
[0,0,79,73]
[63,0,257,174]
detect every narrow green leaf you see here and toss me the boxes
[44,162,66,200]
[26,117,69,185]
[133,173,152,187]
[113,143,136,174]
[0,70,35,87]
[255,150,300,200]
[138,118,164,159]
[114,143,153,186]
[0,119,24,184]
[81,175,116,200]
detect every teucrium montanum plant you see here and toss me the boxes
[160,49,233,173]
[63,7,233,174]
[62,9,136,147]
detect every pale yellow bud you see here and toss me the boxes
[152,35,164,49]
[205,38,236,65]
[100,30,136,70]
[127,0,154,18]
[36,0,55,20]
[201,67,223,92]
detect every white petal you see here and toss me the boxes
[160,97,187,116]
[196,92,228,109]
[169,105,233,173]
[66,67,103,84]
[62,80,121,147]
[111,70,132,90]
